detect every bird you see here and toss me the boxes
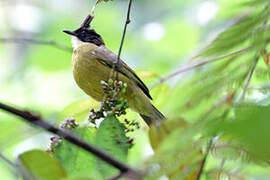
[63,15,165,126]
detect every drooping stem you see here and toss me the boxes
[196,139,214,180]
[0,38,72,53]
[150,47,249,88]
[240,56,259,101]
[0,150,19,177]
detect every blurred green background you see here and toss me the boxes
[1,0,270,179]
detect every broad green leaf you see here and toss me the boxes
[18,150,67,180]
[220,105,270,162]
[167,151,203,180]
[135,69,159,85]
[151,84,171,109]
[146,123,204,180]
[136,69,158,80]
[54,126,102,179]
[58,98,99,124]
[149,118,188,151]
[96,116,130,178]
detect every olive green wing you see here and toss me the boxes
[92,46,152,100]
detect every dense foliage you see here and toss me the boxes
[1,0,270,179]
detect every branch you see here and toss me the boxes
[0,150,21,177]
[150,47,249,88]
[239,57,259,101]
[0,153,16,169]
[107,0,132,98]
[117,0,132,62]
[0,151,18,170]
[196,93,235,180]
[91,0,102,15]
[196,139,214,180]
[0,102,137,174]
[0,38,73,53]
[111,0,133,81]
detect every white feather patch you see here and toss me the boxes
[71,36,87,49]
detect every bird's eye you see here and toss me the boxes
[81,30,86,37]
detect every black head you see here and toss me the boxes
[63,28,105,46]
[63,15,105,46]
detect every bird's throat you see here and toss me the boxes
[71,36,87,50]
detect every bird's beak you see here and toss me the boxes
[63,30,76,36]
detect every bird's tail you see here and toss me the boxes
[140,104,165,126]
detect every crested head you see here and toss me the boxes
[74,28,105,46]
[63,15,105,47]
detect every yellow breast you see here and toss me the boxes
[72,43,110,101]
[71,42,150,115]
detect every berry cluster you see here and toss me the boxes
[123,119,140,147]
[124,119,140,133]
[48,117,79,152]
[89,79,129,123]
[47,136,61,153]
[60,117,79,129]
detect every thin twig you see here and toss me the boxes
[0,150,20,177]
[91,0,99,15]
[0,38,73,53]
[150,47,249,88]
[0,151,17,170]
[117,0,132,63]
[216,158,226,179]
[109,0,132,98]
[196,92,236,179]
[112,0,133,80]
[0,102,137,174]
[196,139,214,180]
[240,57,259,101]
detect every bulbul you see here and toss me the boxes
[63,15,165,126]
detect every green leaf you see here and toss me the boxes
[151,84,171,109]
[149,118,188,151]
[201,15,259,57]
[220,105,270,162]
[201,4,270,57]
[58,98,100,124]
[146,122,204,180]
[163,56,245,120]
[136,69,158,80]
[18,150,67,180]
[96,116,130,178]
[54,126,102,179]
